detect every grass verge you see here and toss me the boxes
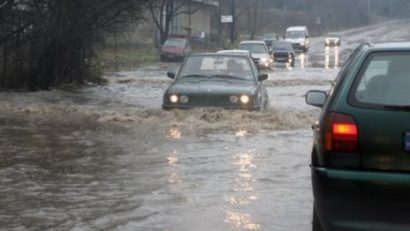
[96,44,159,72]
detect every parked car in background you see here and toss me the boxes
[324,32,342,46]
[162,53,269,111]
[238,40,273,69]
[160,38,191,62]
[263,32,278,47]
[271,41,295,67]
[306,42,410,231]
[217,49,256,65]
[285,26,309,52]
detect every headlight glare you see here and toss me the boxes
[170,94,179,103]
[240,95,250,104]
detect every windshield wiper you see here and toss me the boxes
[211,74,244,80]
[383,104,410,111]
[179,74,209,78]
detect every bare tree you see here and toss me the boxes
[149,0,203,47]
[0,0,148,90]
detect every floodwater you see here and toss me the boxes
[1,20,409,231]
[0,64,328,231]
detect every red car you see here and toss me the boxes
[160,38,191,62]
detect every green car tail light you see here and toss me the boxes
[324,113,359,153]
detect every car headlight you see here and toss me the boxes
[170,94,179,103]
[260,57,268,63]
[229,95,239,103]
[180,95,189,103]
[240,95,250,104]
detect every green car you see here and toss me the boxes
[162,53,269,110]
[306,42,410,231]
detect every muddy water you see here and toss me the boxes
[0,59,337,230]
[0,117,313,231]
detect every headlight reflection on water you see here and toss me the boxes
[224,211,261,230]
[167,150,183,185]
[166,127,182,139]
[235,129,248,137]
[325,46,340,69]
[224,150,260,229]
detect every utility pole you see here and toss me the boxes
[367,0,370,12]
[230,0,235,44]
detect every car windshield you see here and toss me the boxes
[178,56,254,81]
[286,30,305,38]
[163,39,185,48]
[326,33,340,38]
[272,42,292,51]
[352,52,410,106]
[239,43,267,53]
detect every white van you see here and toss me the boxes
[285,26,309,52]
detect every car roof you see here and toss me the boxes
[273,41,292,45]
[189,52,252,58]
[217,49,251,54]
[165,38,187,41]
[368,41,410,50]
[286,26,307,31]
[239,40,266,44]
[326,32,341,36]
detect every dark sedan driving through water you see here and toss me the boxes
[162,53,269,110]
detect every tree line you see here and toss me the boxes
[0,0,147,90]
[1,0,410,90]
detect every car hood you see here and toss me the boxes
[285,38,305,44]
[167,79,256,95]
[326,37,340,40]
[250,53,270,59]
[273,49,291,53]
[161,46,183,54]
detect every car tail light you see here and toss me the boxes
[324,113,359,153]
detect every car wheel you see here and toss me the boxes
[312,207,324,231]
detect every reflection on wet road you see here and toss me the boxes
[0,40,340,231]
[0,114,313,230]
[325,46,340,69]
[2,19,410,231]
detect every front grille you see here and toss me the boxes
[274,52,289,58]
[186,94,232,106]
[178,94,255,108]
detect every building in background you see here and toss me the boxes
[169,0,218,38]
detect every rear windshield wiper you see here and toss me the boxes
[383,104,410,111]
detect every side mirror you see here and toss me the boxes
[258,74,268,81]
[167,71,176,79]
[306,90,327,107]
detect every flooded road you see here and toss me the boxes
[1,20,410,231]
[0,67,328,231]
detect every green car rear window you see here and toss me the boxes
[350,52,410,108]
